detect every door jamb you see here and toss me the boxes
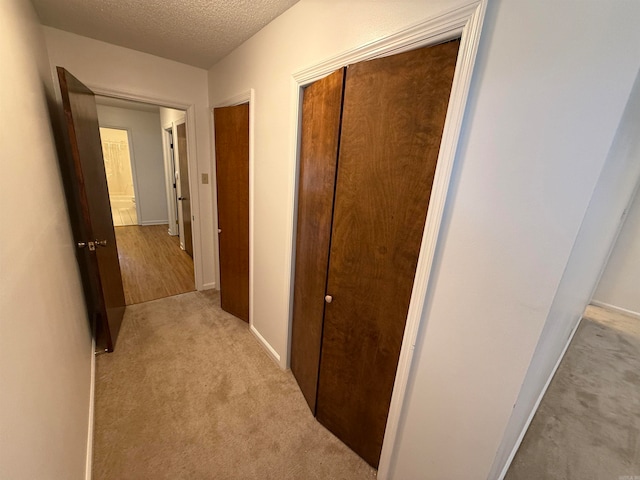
[162,123,179,236]
[174,115,192,252]
[211,90,256,340]
[285,2,488,477]
[86,88,204,290]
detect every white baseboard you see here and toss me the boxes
[85,339,96,480]
[589,300,640,319]
[202,282,216,290]
[140,220,169,226]
[496,316,583,480]
[249,324,282,368]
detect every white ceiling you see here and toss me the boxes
[32,0,300,69]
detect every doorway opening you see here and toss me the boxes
[505,183,640,479]
[100,127,138,226]
[95,95,196,305]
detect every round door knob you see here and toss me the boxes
[218,229,222,234]
[325,295,333,304]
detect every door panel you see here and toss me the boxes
[291,68,345,412]
[315,40,461,467]
[177,123,193,257]
[214,104,250,322]
[57,67,126,351]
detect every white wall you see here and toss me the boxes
[488,68,640,479]
[392,2,640,477]
[0,0,92,478]
[593,184,640,316]
[207,0,640,477]
[44,27,215,289]
[97,104,169,225]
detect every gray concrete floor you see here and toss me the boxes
[506,305,640,480]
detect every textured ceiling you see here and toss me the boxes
[32,0,300,69]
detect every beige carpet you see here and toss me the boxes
[93,290,376,479]
[505,305,640,479]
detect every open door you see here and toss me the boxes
[176,122,193,257]
[57,67,126,351]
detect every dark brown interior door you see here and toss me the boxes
[176,122,193,257]
[214,103,249,322]
[291,68,345,412]
[57,67,126,351]
[315,40,461,467]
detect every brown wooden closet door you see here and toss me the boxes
[214,104,250,322]
[291,68,345,412]
[316,40,461,467]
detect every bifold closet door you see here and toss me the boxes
[316,40,461,467]
[291,68,345,411]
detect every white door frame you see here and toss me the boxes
[162,123,179,236]
[89,88,204,290]
[174,116,194,253]
[210,90,257,341]
[284,2,488,477]
[98,125,142,226]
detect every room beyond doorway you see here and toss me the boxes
[100,127,138,226]
[95,95,196,305]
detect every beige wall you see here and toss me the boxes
[0,0,92,479]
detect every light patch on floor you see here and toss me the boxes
[112,203,137,226]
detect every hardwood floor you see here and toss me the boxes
[115,225,195,305]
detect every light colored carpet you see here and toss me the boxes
[505,305,640,480]
[93,290,376,479]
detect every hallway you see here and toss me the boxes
[92,291,375,479]
[115,225,195,305]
